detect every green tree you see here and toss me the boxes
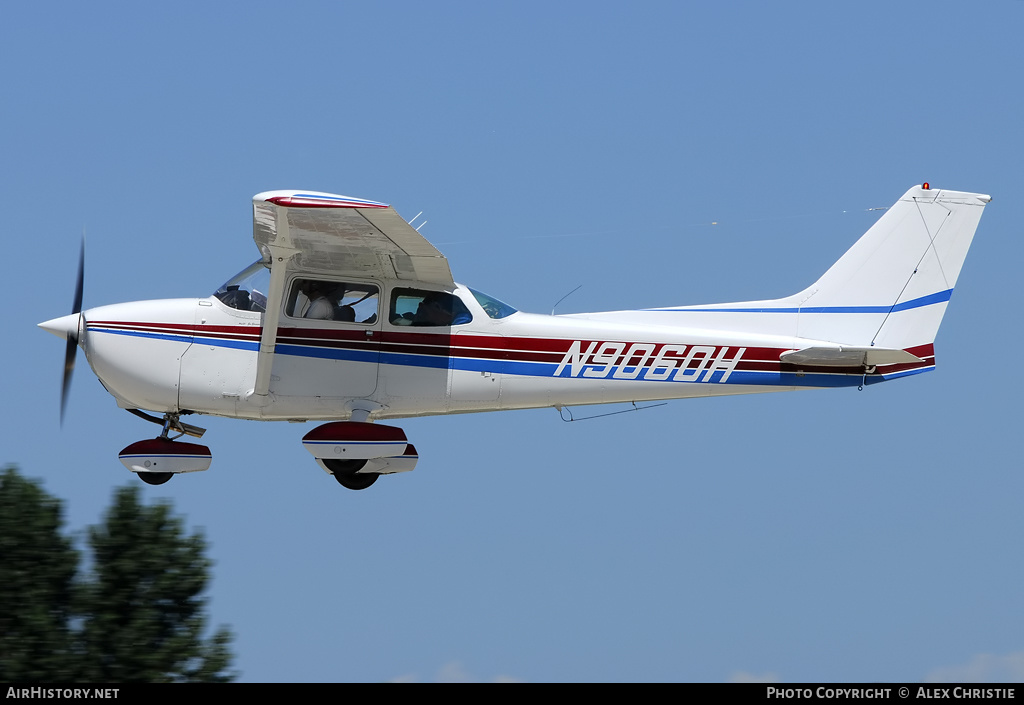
[0,466,80,681]
[0,467,234,682]
[79,486,233,682]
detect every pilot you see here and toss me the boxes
[299,280,334,320]
[414,294,453,326]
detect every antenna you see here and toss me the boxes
[407,211,428,231]
[551,284,582,315]
[557,401,668,422]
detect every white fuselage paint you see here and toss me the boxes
[78,283,886,424]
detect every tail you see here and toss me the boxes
[590,184,990,375]
[654,184,990,347]
[786,184,990,350]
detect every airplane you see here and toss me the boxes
[39,183,990,489]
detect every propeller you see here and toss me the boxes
[60,239,85,424]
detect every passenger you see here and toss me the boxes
[335,304,356,322]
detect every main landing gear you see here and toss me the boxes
[323,459,378,490]
[302,421,419,491]
[138,469,174,486]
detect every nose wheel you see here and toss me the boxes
[119,411,212,485]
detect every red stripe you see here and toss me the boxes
[266,196,387,209]
[86,321,937,376]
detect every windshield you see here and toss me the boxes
[469,288,517,319]
[213,260,270,312]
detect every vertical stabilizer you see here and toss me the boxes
[790,185,990,349]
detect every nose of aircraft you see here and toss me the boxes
[38,313,83,340]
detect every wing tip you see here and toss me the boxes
[254,190,389,209]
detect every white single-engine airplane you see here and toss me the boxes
[40,184,990,489]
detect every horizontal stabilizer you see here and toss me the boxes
[780,346,924,368]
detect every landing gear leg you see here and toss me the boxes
[133,414,183,486]
[126,408,207,438]
[323,459,378,490]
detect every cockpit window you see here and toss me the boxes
[286,279,379,324]
[469,288,517,319]
[214,260,270,312]
[389,289,473,327]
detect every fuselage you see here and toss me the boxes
[73,282,931,423]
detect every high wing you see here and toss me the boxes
[252,190,452,284]
[248,190,453,400]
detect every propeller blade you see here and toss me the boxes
[61,334,77,424]
[71,238,84,316]
[60,239,85,425]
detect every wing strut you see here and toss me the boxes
[251,210,299,400]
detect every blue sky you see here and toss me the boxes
[4,1,1023,682]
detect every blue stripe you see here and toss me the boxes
[194,337,259,351]
[276,344,379,363]
[195,340,935,389]
[891,290,953,311]
[877,366,934,382]
[652,289,953,314]
[293,193,387,206]
[91,327,932,390]
[444,356,933,388]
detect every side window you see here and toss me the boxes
[286,279,379,324]
[389,289,473,327]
